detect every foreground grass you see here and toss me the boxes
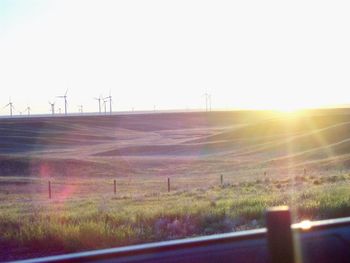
[1,174,350,260]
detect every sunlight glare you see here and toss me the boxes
[276,105,302,113]
[299,220,312,230]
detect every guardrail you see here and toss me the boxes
[11,206,350,263]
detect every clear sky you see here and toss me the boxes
[0,0,350,115]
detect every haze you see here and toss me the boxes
[1,0,350,115]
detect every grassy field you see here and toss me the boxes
[1,109,350,260]
[1,173,350,261]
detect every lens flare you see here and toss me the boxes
[299,220,312,230]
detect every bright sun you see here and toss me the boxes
[275,105,302,113]
[247,99,320,113]
[267,101,318,113]
[249,102,309,113]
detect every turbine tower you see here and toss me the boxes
[4,98,15,117]
[103,99,107,115]
[49,101,55,115]
[78,105,83,113]
[104,91,112,115]
[25,106,31,116]
[57,89,68,115]
[94,95,102,114]
[203,92,208,112]
[203,92,211,112]
[209,94,212,112]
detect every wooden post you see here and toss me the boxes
[220,174,223,187]
[114,180,116,195]
[48,181,52,199]
[167,178,170,192]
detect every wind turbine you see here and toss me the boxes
[57,89,68,115]
[78,105,83,113]
[209,94,212,112]
[24,106,31,116]
[203,92,211,112]
[104,91,112,115]
[103,99,107,115]
[49,101,55,115]
[4,98,15,117]
[94,95,102,114]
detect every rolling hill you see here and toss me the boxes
[1,109,350,178]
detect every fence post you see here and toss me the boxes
[114,180,116,195]
[220,174,223,187]
[48,181,52,199]
[266,206,295,263]
[167,178,170,192]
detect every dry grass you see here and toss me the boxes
[1,173,350,261]
[2,109,350,260]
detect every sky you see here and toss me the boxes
[0,0,350,115]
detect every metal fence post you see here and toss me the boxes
[266,206,295,263]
